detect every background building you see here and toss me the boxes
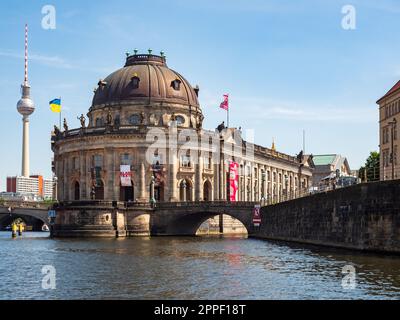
[377,80,400,181]
[311,154,354,188]
[6,175,54,200]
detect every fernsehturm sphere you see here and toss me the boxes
[16,24,35,177]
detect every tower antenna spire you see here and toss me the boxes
[24,23,28,85]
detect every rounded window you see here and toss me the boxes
[176,115,185,125]
[129,114,141,125]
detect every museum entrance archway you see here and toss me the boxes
[95,181,104,200]
[120,182,134,202]
[74,181,80,200]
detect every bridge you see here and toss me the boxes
[2,181,398,254]
[0,200,259,236]
[0,201,50,230]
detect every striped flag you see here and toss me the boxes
[49,98,61,113]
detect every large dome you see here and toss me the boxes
[91,53,200,109]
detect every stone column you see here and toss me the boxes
[195,152,204,201]
[63,156,68,201]
[104,147,115,201]
[79,151,86,199]
[138,162,147,202]
[169,151,178,202]
[214,162,219,200]
[86,153,91,200]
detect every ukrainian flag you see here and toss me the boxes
[49,98,61,113]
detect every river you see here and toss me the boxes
[0,232,399,300]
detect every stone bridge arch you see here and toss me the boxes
[152,202,256,236]
[0,206,49,229]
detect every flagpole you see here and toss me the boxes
[59,97,62,129]
[227,108,229,128]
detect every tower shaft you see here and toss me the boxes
[22,116,30,177]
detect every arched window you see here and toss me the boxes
[203,180,212,201]
[179,179,193,201]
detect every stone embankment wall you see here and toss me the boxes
[254,181,400,254]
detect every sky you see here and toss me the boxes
[0,0,399,191]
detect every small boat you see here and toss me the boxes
[41,224,50,232]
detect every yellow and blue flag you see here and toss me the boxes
[49,98,61,113]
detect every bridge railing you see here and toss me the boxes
[156,201,258,209]
[0,200,51,210]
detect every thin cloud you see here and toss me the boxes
[0,49,117,74]
[0,50,73,69]
[201,94,376,123]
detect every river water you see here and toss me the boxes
[0,231,399,300]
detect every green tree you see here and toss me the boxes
[359,151,380,182]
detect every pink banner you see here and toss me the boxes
[229,161,239,202]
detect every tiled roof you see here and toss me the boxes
[377,80,400,103]
[312,155,337,166]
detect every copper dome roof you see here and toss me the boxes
[91,53,200,109]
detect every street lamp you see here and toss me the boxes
[284,175,289,201]
[389,118,397,180]
[261,171,266,205]
[150,175,156,206]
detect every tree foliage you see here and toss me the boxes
[359,151,380,182]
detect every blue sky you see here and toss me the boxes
[0,0,399,190]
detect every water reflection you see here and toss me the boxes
[0,232,399,299]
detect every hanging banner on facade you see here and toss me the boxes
[253,205,261,226]
[229,161,239,202]
[120,165,132,187]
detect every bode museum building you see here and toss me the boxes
[51,51,314,237]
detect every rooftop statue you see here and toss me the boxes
[77,114,86,128]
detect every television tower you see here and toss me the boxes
[16,24,35,177]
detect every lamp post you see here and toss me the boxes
[150,175,156,207]
[389,118,397,180]
[284,175,288,201]
[261,171,266,205]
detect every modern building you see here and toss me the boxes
[51,51,314,237]
[377,80,400,181]
[6,175,54,200]
[311,154,353,187]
